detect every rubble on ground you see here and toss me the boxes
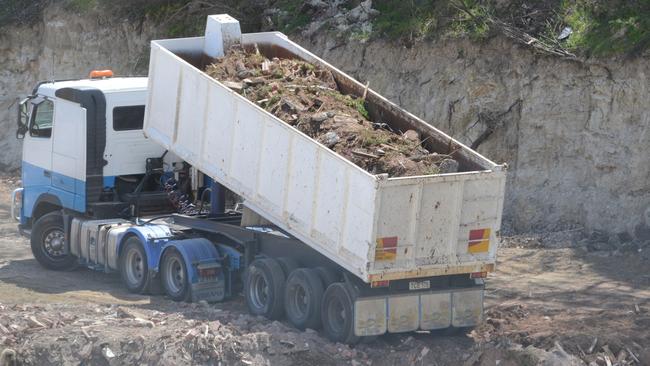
[204,46,459,177]
[0,302,355,365]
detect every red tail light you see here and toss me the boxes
[198,267,220,277]
[371,280,390,288]
[470,271,487,279]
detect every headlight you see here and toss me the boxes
[11,188,23,221]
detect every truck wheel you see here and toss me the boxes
[120,237,150,294]
[161,248,190,301]
[276,257,299,277]
[314,266,339,287]
[245,258,286,320]
[30,211,76,271]
[284,268,324,330]
[321,283,359,344]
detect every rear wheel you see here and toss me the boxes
[284,268,324,330]
[120,237,150,294]
[276,257,299,277]
[161,248,190,301]
[314,266,339,287]
[244,258,286,320]
[321,283,359,344]
[30,211,76,270]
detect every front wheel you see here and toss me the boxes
[30,211,76,270]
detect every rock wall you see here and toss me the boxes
[0,4,648,234]
[0,6,159,171]
[295,35,649,234]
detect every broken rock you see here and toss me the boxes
[320,132,340,148]
[438,159,459,174]
[223,81,245,93]
[310,112,329,123]
[403,129,420,143]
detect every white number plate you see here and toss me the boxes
[409,280,431,291]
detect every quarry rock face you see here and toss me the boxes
[0,3,648,234]
[0,6,158,172]
[294,34,650,234]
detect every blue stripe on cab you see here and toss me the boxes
[21,160,87,220]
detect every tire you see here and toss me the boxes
[314,266,339,287]
[276,257,299,277]
[284,268,324,330]
[30,211,76,270]
[244,258,286,320]
[321,283,359,344]
[161,248,190,301]
[120,236,150,294]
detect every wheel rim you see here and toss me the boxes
[164,256,185,295]
[327,296,346,334]
[289,283,309,319]
[249,269,269,310]
[42,229,66,260]
[125,248,145,286]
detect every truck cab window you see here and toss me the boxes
[29,99,54,138]
[113,105,145,131]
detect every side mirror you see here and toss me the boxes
[16,98,30,139]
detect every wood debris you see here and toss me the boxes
[204,46,461,177]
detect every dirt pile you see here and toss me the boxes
[204,46,459,177]
[0,302,364,365]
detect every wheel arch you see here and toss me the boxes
[118,225,173,273]
[31,194,63,224]
[159,238,220,279]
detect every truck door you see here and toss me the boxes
[22,97,55,219]
[51,99,87,212]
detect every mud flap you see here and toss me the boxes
[420,292,452,330]
[451,289,483,327]
[353,287,483,336]
[190,261,226,303]
[354,298,386,336]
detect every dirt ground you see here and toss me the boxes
[0,176,648,366]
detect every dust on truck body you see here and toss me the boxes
[12,14,506,342]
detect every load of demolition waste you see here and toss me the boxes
[205,46,459,177]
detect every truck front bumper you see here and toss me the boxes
[354,287,483,336]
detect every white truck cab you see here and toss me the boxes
[14,73,171,268]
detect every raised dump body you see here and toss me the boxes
[144,15,506,283]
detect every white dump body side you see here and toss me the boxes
[144,17,506,283]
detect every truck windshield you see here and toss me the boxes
[113,105,145,131]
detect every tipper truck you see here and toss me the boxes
[12,15,506,343]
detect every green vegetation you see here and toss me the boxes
[0,0,46,26]
[371,0,493,41]
[421,165,440,175]
[368,0,650,56]
[65,0,97,11]
[273,0,312,33]
[349,97,370,120]
[326,91,370,120]
[359,130,390,147]
[3,0,648,57]
[372,0,441,40]
[560,0,650,56]
[447,0,493,41]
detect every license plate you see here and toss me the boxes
[409,280,430,291]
